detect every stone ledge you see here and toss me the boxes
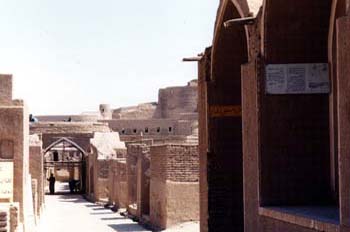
[259,207,339,232]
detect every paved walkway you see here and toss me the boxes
[38,194,151,232]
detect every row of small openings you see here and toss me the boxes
[120,127,173,134]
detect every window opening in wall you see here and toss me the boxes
[157,127,161,133]
[133,129,137,134]
[169,127,172,132]
[0,140,14,159]
[145,127,149,133]
[53,151,59,162]
[121,129,125,134]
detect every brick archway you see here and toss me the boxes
[44,137,87,156]
[201,0,251,231]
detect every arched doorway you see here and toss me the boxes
[242,0,335,230]
[205,0,249,231]
[44,137,87,194]
[260,0,333,207]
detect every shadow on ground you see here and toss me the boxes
[57,194,88,204]
[108,223,149,232]
[44,194,151,232]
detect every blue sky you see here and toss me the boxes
[0,0,218,115]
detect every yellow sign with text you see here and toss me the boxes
[209,105,242,118]
[0,162,13,202]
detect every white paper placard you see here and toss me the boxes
[265,63,329,94]
[0,162,13,201]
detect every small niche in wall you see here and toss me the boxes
[157,127,161,133]
[168,127,173,132]
[145,127,149,133]
[0,140,14,159]
[121,129,126,134]
[133,129,137,134]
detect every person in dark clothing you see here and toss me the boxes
[47,174,56,194]
[69,179,75,193]
[29,114,38,123]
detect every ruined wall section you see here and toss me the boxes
[112,103,157,120]
[30,122,110,135]
[35,114,99,122]
[154,81,198,120]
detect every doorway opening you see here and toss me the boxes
[44,137,87,195]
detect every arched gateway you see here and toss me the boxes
[44,137,87,194]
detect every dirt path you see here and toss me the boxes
[38,194,151,232]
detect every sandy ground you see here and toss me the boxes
[38,183,199,232]
[161,221,199,232]
[37,194,151,232]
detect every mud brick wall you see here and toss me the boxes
[116,160,127,208]
[112,103,156,120]
[31,179,38,219]
[126,143,151,217]
[150,144,199,229]
[0,75,12,106]
[126,145,138,206]
[107,160,117,205]
[115,149,126,159]
[198,47,211,232]
[29,144,44,216]
[167,145,198,182]
[98,160,109,179]
[96,160,109,200]
[87,152,96,200]
[154,85,197,119]
[108,158,129,207]
[101,119,196,137]
[88,143,111,201]
[0,105,29,223]
[30,122,110,135]
[136,145,151,217]
[151,145,199,183]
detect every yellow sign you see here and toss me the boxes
[0,162,13,202]
[209,105,242,118]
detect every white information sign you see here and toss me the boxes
[265,63,330,94]
[0,162,13,201]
